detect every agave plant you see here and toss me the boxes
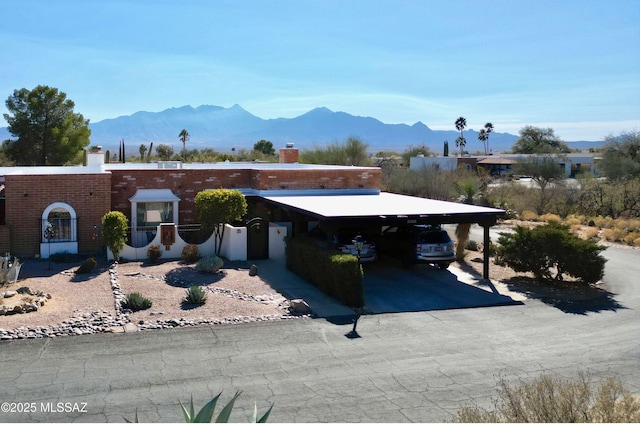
[180,392,272,423]
[124,392,273,423]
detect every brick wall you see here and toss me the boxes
[0,226,10,254]
[251,168,380,191]
[110,167,380,224]
[109,169,254,225]
[4,173,111,257]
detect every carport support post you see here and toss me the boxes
[482,224,491,279]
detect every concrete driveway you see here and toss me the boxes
[362,259,519,313]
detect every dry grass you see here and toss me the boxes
[452,372,640,423]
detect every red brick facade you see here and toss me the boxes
[2,173,111,257]
[1,163,380,257]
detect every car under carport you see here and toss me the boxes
[261,191,505,279]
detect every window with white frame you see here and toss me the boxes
[136,201,174,228]
[42,202,77,242]
[129,189,180,231]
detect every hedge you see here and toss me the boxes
[285,236,364,308]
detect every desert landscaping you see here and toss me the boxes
[0,259,300,340]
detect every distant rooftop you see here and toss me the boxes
[0,159,378,176]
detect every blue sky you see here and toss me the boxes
[1,0,638,141]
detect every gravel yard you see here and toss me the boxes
[0,259,297,339]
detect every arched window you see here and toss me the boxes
[42,202,77,242]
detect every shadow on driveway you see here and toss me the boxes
[361,260,521,314]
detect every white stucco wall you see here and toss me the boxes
[410,156,458,172]
[109,223,248,261]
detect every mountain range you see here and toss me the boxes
[1,104,603,155]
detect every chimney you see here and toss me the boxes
[279,143,299,164]
[86,146,105,168]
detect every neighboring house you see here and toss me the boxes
[409,155,458,172]
[410,153,596,178]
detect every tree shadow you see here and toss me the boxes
[69,267,107,282]
[164,266,226,287]
[502,276,626,315]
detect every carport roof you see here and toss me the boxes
[263,192,505,224]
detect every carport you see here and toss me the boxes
[262,191,505,279]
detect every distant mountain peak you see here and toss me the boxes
[74,103,527,153]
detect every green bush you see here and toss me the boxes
[146,244,162,263]
[496,223,606,284]
[196,255,224,273]
[121,292,152,312]
[465,240,479,251]
[184,285,207,305]
[451,372,640,423]
[181,244,200,263]
[102,211,129,261]
[286,236,363,308]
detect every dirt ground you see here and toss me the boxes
[0,259,291,331]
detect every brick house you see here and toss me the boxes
[0,147,380,259]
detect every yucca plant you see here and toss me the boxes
[121,292,152,311]
[183,286,207,305]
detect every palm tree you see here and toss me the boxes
[178,129,190,160]
[484,122,494,154]
[479,129,491,155]
[455,117,467,156]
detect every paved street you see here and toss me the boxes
[0,245,638,423]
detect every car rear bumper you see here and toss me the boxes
[414,254,456,263]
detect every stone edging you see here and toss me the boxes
[0,262,306,341]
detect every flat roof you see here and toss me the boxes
[263,192,504,224]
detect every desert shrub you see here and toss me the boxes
[564,214,584,226]
[75,257,97,275]
[146,244,162,263]
[465,240,479,251]
[451,372,640,423]
[0,255,21,286]
[612,218,632,230]
[184,285,207,305]
[181,244,200,263]
[539,213,562,223]
[634,237,640,247]
[592,215,614,229]
[520,210,539,221]
[623,231,640,245]
[602,228,626,242]
[121,292,152,311]
[569,223,582,234]
[196,255,224,273]
[496,223,606,284]
[583,226,600,240]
